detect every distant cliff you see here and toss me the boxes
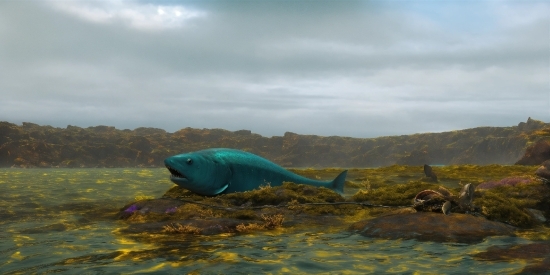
[0,118,548,168]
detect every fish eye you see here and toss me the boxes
[186,158,193,165]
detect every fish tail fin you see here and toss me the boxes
[331,170,347,195]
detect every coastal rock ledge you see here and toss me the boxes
[350,212,516,243]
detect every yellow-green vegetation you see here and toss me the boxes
[474,181,550,227]
[125,164,547,233]
[235,214,285,233]
[163,223,203,234]
[351,181,442,206]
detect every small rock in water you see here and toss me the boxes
[423,164,438,182]
[350,212,515,243]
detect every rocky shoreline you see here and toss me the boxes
[1,117,549,168]
[117,165,550,243]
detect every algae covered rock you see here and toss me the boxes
[474,181,550,227]
[351,181,441,206]
[117,165,550,239]
[350,212,515,243]
[474,242,550,274]
[117,182,353,235]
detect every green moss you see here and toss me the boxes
[220,182,345,207]
[473,182,550,227]
[351,181,441,206]
[475,192,534,227]
[128,165,550,230]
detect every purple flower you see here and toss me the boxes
[124,204,140,213]
[165,207,178,213]
[477,177,534,190]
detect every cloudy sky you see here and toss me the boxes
[1,0,548,138]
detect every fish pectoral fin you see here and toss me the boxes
[211,182,230,195]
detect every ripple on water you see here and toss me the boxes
[0,168,539,274]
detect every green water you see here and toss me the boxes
[0,168,541,274]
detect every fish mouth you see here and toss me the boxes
[165,165,187,180]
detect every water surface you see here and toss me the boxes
[0,168,543,274]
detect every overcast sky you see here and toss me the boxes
[0,0,548,138]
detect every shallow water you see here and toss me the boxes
[0,168,545,274]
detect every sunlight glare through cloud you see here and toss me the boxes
[50,0,205,30]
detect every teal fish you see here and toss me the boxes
[164,148,347,196]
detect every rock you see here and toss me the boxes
[423,164,438,182]
[535,160,550,182]
[473,242,550,274]
[457,183,475,210]
[350,212,515,243]
[117,198,185,219]
[525,208,547,223]
[516,139,550,165]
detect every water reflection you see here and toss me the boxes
[0,168,543,274]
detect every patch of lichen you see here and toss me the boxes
[351,181,442,206]
[473,181,550,227]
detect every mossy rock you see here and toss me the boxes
[350,212,516,243]
[162,182,344,207]
[474,182,550,227]
[351,181,442,206]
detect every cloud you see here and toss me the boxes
[49,0,206,30]
[0,0,548,138]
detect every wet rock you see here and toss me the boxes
[473,242,550,274]
[350,212,515,243]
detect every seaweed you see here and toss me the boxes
[121,164,550,234]
[351,181,442,206]
[474,181,550,227]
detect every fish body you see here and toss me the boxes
[164,148,347,196]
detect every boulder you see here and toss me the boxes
[516,139,550,165]
[423,164,438,182]
[350,212,515,243]
[473,242,550,274]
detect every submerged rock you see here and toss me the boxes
[350,212,515,243]
[473,242,550,274]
